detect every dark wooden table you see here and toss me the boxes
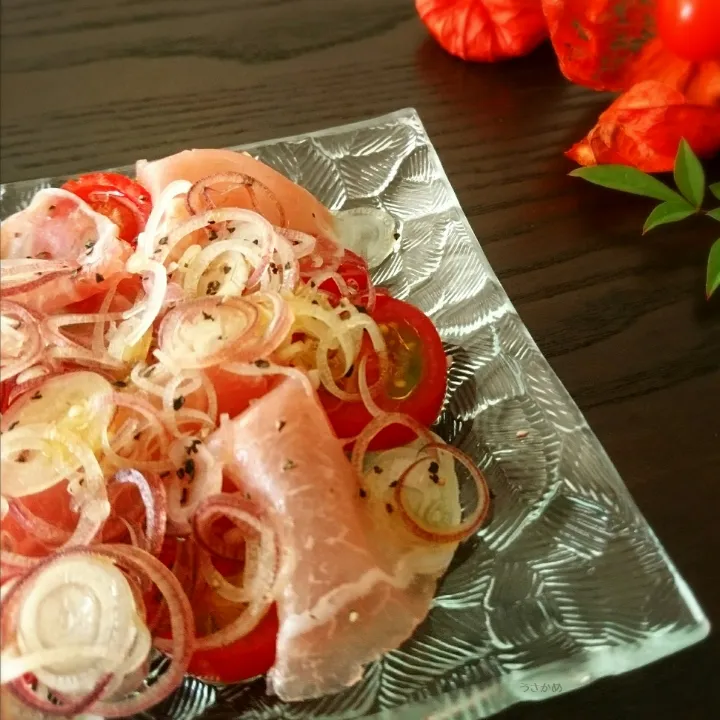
[1,1,718,718]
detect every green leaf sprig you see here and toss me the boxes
[570,139,720,300]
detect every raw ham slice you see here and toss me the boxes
[1,189,130,313]
[207,375,456,701]
[135,149,336,238]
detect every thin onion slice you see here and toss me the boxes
[0,302,45,384]
[393,443,490,544]
[189,494,277,651]
[109,470,167,556]
[351,412,437,480]
[186,171,287,229]
[1,545,194,718]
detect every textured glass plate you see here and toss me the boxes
[0,109,709,720]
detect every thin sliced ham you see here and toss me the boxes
[136,149,335,238]
[207,375,456,701]
[1,189,130,313]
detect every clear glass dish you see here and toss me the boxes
[0,108,709,720]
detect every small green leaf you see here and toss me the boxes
[673,139,705,208]
[570,165,684,203]
[642,200,696,234]
[706,240,720,299]
[710,182,720,201]
[708,208,720,222]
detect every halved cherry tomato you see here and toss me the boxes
[61,172,152,246]
[319,294,448,450]
[317,250,372,306]
[205,367,275,420]
[0,380,12,414]
[150,536,278,683]
[657,0,720,62]
[187,605,279,684]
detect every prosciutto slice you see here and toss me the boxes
[207,375,456,701]
[1,189,130,313]
[136,149,335,238]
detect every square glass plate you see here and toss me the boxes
[0,109,709,720]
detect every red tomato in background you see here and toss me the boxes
[62,172,152,246]
[657,0,720,62]
[319,294,448,450]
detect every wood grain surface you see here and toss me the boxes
[1,1,718,718]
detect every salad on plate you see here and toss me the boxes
[0,149,490,717]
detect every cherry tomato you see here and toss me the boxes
[317,250,372,305]
[150,536,278,683]
[319,294,448,450]
[204,367,274,419]
[657,0,720,62]
[0,380,12,414]
[61,172,152,246]
[187,605,278,684]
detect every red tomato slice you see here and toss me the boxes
[150,536,278,684]
[319,294,447,450]
[187,605,278,684]
[657,0,720,62]
[0,380,12,414]
[61,172,152,246]
[317,250,372,306]
[204,367,274,419]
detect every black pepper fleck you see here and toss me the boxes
[113,380,128,388]
[389,480,398,488]
[95,273,105,283]
[359,488,367,498]
[206,280,221,296]
[254,359,270,368]
[428,461,439,474]
[202,311,215,321]
[276,420,286,432]
[31,391,42,400]
[373,465,382,474]
[173,396,185,410]
[385,503,394,514]
[158,236,168,246]
[177,468,186,480]
[160,471,171,479]
[133,431,142,440]
[208,229,219,241]
[180,487,189,505]
[184,458,196,477]
[393,232,400,240]
[8,421,19,431]
[283,459,298,471]
[222,265,231,274]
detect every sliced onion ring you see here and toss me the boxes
[351,412,437,478]
[394,443,490,544]
[109,470,167,556]
[186,171,287,228]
